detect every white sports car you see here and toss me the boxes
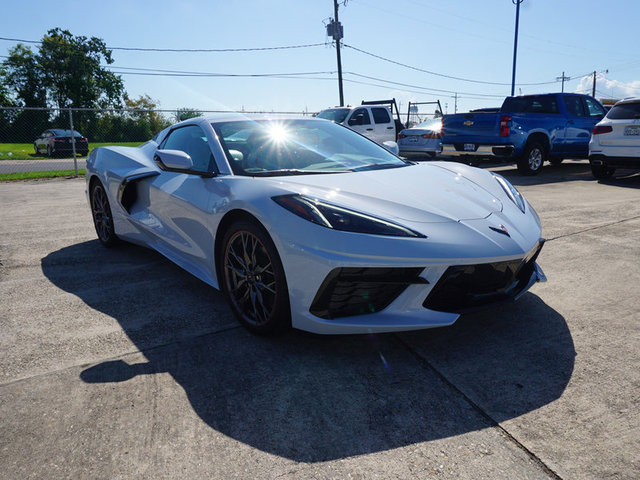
[86,115,546,335]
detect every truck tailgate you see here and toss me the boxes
[442,112,500,142]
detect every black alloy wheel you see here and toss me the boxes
[221,219,290,334]
[517,141,546,175]
[90,181,118,247]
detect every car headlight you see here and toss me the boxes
[272,194,425,238]
[492,173,526,213]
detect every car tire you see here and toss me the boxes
[590,163,615,180]
[47,145,53,157]
[220,219,291,335]
[90,181,118,247]
[517,141,546,175]
[549,157,563,166]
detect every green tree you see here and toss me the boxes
[38,28,124,110]
[1,29,126,140]
[1,46,49,141]
[176,108,202,122]
[126,95,171,136]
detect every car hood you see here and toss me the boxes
[265,162,503,223]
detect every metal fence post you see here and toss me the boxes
[68,108,78,177]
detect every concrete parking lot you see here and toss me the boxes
[1,160,639,479]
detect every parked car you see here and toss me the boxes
[34,129,89,157]
[589,97,640,179]
[86,114,545,335]
[397,118,442,158]
[441,93,606,175]
[316,104,398,144]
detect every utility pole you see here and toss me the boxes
[330,0,345,106]
[592,71,597,97]
[556,71,570,92]
[510,0,523,97]
[454,93,458,114]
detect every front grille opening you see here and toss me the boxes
[423,243,543,313]
[310,267,427,320]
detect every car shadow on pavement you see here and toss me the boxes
[42,240,575,462]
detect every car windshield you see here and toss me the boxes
[316,108,350,123]
[414,119,442,131]
[51,129,84,137]
[606,102,640,120]
[213,119,407,177]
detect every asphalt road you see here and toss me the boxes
[1,161,639,479]
[0,157,86,174]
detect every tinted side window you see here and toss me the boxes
[161,125,214,172]
[606,102,640,120]
[348,108,371,126]
[564,96,586,117]
[583,97,605,117]
[501,95,558,114]
[371,107,391,124]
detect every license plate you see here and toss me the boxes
[463,143,476,151]
[624,126,640,136]
[407,136,418,143]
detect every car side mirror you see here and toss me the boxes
[382,141,400,155]
[154,149,194,171]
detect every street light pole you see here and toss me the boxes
[511,0,523,97]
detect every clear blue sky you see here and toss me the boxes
[1,0,638,115]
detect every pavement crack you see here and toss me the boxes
[393,333,564,480]
[546,215,640,242]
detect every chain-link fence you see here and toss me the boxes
[0,107,315,175]
[405,101,443,129]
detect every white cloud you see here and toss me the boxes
[575,74,640,100]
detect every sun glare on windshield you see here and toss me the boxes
[266,123,289,143]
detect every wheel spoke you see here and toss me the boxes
[256,280,276,295]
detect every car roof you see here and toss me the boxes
[615,97,640,106]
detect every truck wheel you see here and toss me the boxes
[517,141,545,175]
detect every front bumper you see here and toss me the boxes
[280,229,546,334]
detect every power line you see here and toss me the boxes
[106,65,337,78]
[0,34,601,89]
[343,43,562,87]
[0,36,325,53]
[345,72,505,98]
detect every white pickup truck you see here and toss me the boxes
[316,105,397,144]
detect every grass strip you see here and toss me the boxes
[0,170,85,181]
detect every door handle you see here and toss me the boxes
[366,128,374,131]
[386,126,394,129]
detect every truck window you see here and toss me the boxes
[316,108,350,124]
[502,95,558,114]
[348,108,371,126]
[371,107,391,124]
[582,97,606,117]
[564,96,586,117]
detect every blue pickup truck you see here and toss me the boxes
[440,93,606,174]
